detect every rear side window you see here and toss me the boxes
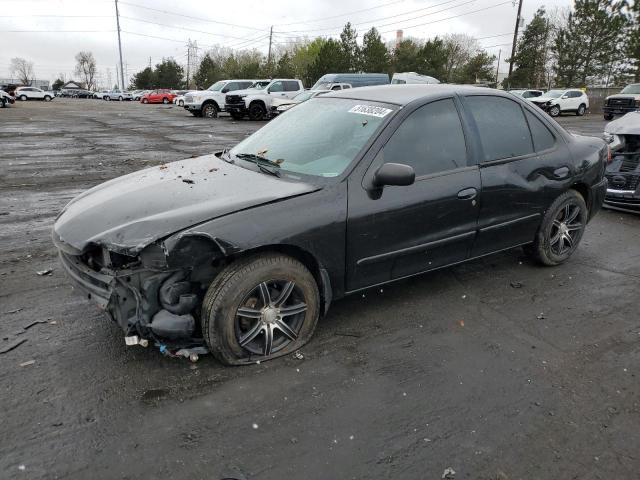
[466,96,533,161]
[525,110,556,151]
[284,81,300,91]
[239,82,252,89]
[384,98,467,177]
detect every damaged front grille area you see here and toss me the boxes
[59,251,114,308]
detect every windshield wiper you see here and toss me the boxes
[234,153,281,177]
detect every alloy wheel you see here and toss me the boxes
[549,105,560,117]
[549,203,583,256]
[203,104,218,118]
[234,280,307,357]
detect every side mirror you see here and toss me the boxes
[561,95,569,99]
[373,163,415,187]
[221,88,229,93]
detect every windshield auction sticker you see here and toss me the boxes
[348,105,392,118]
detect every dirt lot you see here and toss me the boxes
[1,99,639,480]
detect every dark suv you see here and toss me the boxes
[53,85,608,365]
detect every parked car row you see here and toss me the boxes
[509,88,589,117]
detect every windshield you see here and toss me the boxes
[207,81,226,91]
[509,90,525,96]
[250,81,270,89]
[312,82,334,90]
[230,98,395,178]
[544,90,564,98]
[621,84,640,94]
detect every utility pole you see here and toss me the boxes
[267,26,273,68]
[495,49,501,87]
[186,39,191,89]
[507,0,523,88]
[114,0,125,91]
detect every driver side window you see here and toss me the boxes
[269,82,284,93]
[383,98,468,177]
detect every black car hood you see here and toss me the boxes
[54,155,318,254]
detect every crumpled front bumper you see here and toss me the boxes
[59,251,114,309]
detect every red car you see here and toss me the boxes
[140,89,176,104]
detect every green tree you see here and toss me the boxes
[456,51,496,84]
[340,22,360,72]
[419,37,448,80]
[291,38,327,87]
[131,67,155,89]
[309,39,348,84]
[392,39,422,73]
[52,78,64,90]
[504,8,552,88]
[628,2,640,82]
[361,27,390,73]
[275,52,296,78]
[553,0,627,86]
[193,53,220,89]
[154,58,184,88]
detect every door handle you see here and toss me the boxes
[457,187,477,200]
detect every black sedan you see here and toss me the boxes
[52,85,608,365]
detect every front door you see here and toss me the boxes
[346,97,480,291]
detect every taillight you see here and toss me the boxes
[606,145,612,164]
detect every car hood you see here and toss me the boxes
[530,96,559,103]
[53,155,318,255]
[228,88,266,97]
[607,93,640,100]
[605,111,640,135]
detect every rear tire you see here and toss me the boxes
[44,95,52,102]
[142,98,148,104]
[604,113,614,121]
[119,96,124,101]
[20,95,27,101]
[526,190,587,266]
[576,104,586,116]
[202,254,320,365]
[163,97,169,104]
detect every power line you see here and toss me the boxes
[276,0,476,34]
[117,0,264,31]
[274,0,405,27]
[119,15,270,41]
[0,29,116,32]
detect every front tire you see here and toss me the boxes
[142,98,148,104]
[162,97,169,104]
[178,100,184,107]
[248,102,266,120]
[119,96,124,101]
[527,190,587,266]
[44,95,52,102]
[576,104,586,116]
[202,254,320,365]
[548,105,560,117]
[20,95,27,101]
[202,102,219,119]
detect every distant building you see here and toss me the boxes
[0,77,50,90]
[61,80,85,90]
[396,30,404,47]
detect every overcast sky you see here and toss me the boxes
[1,0,571,87]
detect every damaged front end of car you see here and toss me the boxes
[54,229,233,355]
[603,112,640,214]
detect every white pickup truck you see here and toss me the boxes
[224,79,304,120]
[183,79,259,118]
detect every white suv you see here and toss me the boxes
[224,79,305,120]
[15,86,53,102]
[184,79,257,118]
[530,89,589,117]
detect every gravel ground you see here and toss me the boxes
[1,98,639,480]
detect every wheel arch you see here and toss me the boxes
[201,99,220,110]
[570,182,590,211]
[248,99,266,110]
[229,244,331,315]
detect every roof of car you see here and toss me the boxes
[324,84,507,106]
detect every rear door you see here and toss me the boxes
[462,94,568,256]
[283,81,302,98]
[346,97,481,291]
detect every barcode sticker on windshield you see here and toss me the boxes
[348,105,392,118]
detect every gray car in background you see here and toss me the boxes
[103,90,133,101]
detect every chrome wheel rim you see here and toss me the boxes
[234,280,307,356]
[549,203,583,256]
[203,105,216,118]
